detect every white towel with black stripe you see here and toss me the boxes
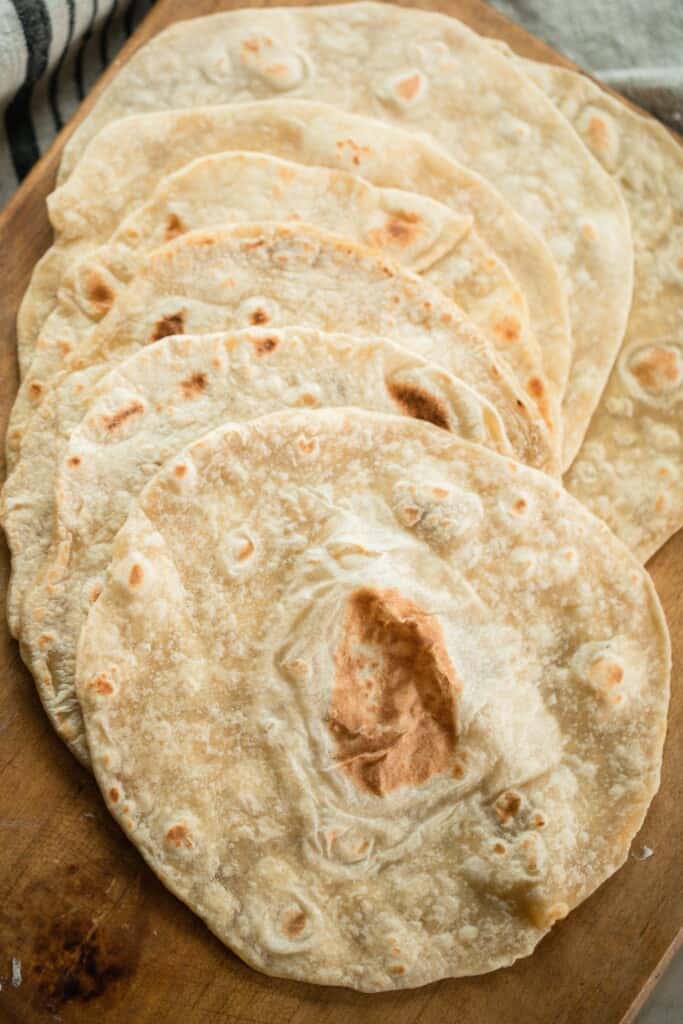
[0,0,153,209]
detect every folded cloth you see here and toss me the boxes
[490,0,682,128]
[0,0,153,209]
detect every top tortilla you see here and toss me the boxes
[75,407,670,990]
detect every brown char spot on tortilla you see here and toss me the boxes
[527,377,553,431]
[369,211,423,250]
[103,400,144,433]
[128,564,144,587]
[329,587,459,796]
[610,659,626,684]
[590,658,624,691]
[90,674,114,696]
[630,345,682,393]
[164,212,185,241]
[253,334,278,354]
[85,271,115,312]
[166,824,193,849]
[237,538,255,561]
[493,315,521,345]
[588,115,609,150]
[336,137,371,166]
[283,910,307,939]
[181,371,208,397]
[387,380,450,430]
[394,72,422,102]
[152,312,185,341]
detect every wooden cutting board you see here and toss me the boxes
[0,2,681,1021]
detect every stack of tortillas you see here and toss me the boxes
[1,2,677,992]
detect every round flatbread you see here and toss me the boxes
[56,1,632,467]
[18,151,552,431]
[16,327,510,761]
[75,408,670,991]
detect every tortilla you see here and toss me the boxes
[54,1,632,468]
[7,222,553,477]
[18,328,510,762]
[16,150,553,433]
[518,61,683,562]
[75,408,670,990]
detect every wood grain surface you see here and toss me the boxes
[0,3,681,1022]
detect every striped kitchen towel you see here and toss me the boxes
[1,0,154,209]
